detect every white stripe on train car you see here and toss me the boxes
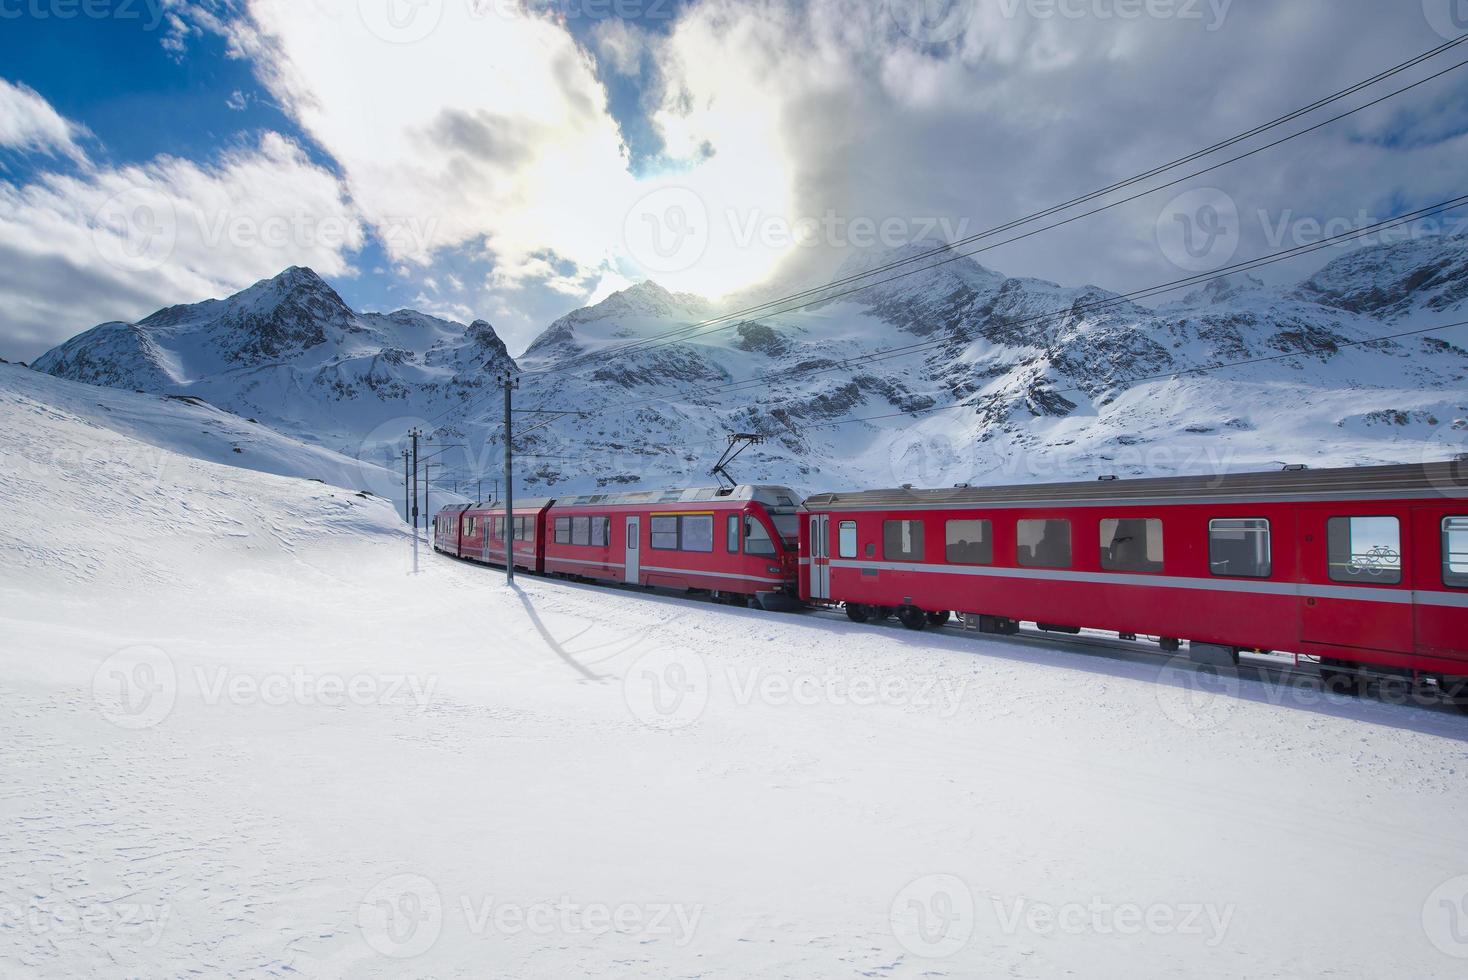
[549,556,626,570]
[640,565,788,585]
[825,559,1468,607]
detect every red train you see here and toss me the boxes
[435,461,1468,709]
[434,485,803,608]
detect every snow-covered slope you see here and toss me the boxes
[0,363,413,501]
[34,238,1468,498]
[5,341,1467,977]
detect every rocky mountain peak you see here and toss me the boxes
[1295,233,1468,317]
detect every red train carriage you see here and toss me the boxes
[433,503,473,556]
[543,485,802,607]
[434,499,554,573]
[800,461,1468,696]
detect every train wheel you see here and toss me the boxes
[925,610,951,626]
[896,606,928,631]
[845,603,872,623]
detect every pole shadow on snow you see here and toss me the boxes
[508,582,607,683]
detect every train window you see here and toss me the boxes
[745,518,776,557]
[1209,519,1271,578]
[592,517,609,547]
[1444,517,1468,588]
[945,519,992,565]
[839,521,857,559]
[727,515,740,553]
[1100,518,1163,573]
[554,517,571,544]
[681,515,714,552]
[515,516,532,542]
[491,517,503,540]
[1017,519,1071,568]
[884,520,925,562]
[1327,516,1401,585]
[571,516,590,546]
[651,516,679,550]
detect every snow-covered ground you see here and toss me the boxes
[3,369,1468,978]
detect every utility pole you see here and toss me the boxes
[502,372,519,584]
[403,449,410,524]
[423,462,442,532]
[410,427,421,535]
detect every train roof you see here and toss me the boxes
[802,460,1468,511]
[550,485,802,508]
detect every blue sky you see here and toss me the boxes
[1,0,1465,362]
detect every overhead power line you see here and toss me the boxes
[544,55,1468,372]
[546,192,1468,423]
[420,35,1468,451]
[523,34,1468,377]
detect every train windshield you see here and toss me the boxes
[767,510,800,550]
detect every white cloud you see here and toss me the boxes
[591,17,647,77]
[204,1,813,310]
[226,0,637,274]
[636,0,1466,301]
[0,78,89,163]
[0,125,363,359]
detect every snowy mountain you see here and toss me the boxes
[33,267,515,483]
[503,235,1468,493]
[33,237,1468,498]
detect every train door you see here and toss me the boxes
[1300,509,1414,654]
[1414,507,1465,657]
[625,516,640,585]
[809,514,830,600]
